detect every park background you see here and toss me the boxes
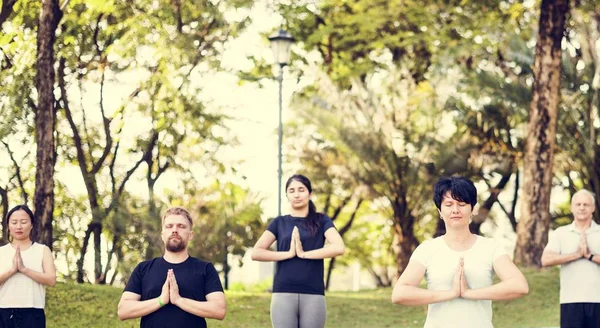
[0,0,596,327]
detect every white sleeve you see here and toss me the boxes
[410,241,431,267]
[544,229,561,253]
[491,238,509,262]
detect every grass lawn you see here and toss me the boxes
[46,267,560,328]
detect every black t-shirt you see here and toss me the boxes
[124,256,224,328]
[267,214,336,295]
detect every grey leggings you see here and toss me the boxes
[270,292,327,328]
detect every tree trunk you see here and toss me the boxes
[325,257,336,290]
[469,171,513,234]
[93,222,102,283]
[515,0,569,266]
[324,197,362,290]
[392,218,418,276]
[34,0,62,249]
[76,224,94,283]
[145,179,161,260]
[0,186,8,243]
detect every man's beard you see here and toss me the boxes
[166,237,186,252]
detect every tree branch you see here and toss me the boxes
[90,66,113,174]
[0,185,8,241]
[0,0,18,29]
[1,140,29,204]
[330,194,353,221]
[59,58,89,175]
[339,197,364,236]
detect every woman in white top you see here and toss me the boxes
[0,205,56,328]
[391,176,529,328]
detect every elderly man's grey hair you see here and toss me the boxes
[571,189,596,206]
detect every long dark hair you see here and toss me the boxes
[4,205,37,242]
[286,174,321,235]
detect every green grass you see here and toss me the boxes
[47,267,560,328]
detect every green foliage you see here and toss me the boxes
[186,181,265,268]
[278,0,528,85]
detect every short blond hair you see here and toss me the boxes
[161,206,193,227]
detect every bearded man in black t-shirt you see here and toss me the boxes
[117,206,226,328]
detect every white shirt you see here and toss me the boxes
[0,243,46,308]
[410,235,507,328]
[544,220,600,304]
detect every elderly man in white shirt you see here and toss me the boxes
[542,189,600,328]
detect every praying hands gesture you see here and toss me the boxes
[159,270,170,306]
[158,269,183,307]
[293,226,305,259]
[287,228,297,259]
[169,270,182,305]
[580,234,591,259]
[10,246,26,275]
[451,257,472,299]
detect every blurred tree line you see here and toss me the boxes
[1,0,599,288]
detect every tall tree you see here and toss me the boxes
[515,0,570,266]
[34,0,62,248]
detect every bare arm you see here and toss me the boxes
[19,246,56,287]
[0,254,17,285]
[117,292,163,320]
[173,292,226,320]
[118,274,170,320]
[251,231,295,262]
[0,268,17,285]
[542,232,586,267]
[391,260,459,306]
[298,227,345,260]
[169,270,226,320]
[462,255,529,301]
[541,250,582,267]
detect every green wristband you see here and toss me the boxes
[157,297,165,307]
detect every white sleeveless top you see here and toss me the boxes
[0,242,46,308]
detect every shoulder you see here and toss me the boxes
[476,235,499,246]
[33,242,51,252]
[417,236,443,250]
[319,214,333,224]
[269,215,287,225]
[550,225,571,237]
[134,258,161,274]
[413,237,443,256]
[187,257,216,271]
[556,224,573,232]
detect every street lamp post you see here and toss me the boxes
[268,29,294,217]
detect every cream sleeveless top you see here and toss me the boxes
[0,242,46,308]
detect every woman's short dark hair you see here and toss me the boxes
[433,177,478,210]
[4,205,37,241]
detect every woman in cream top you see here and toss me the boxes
[0,205,56,328]
[391,177,529,327]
